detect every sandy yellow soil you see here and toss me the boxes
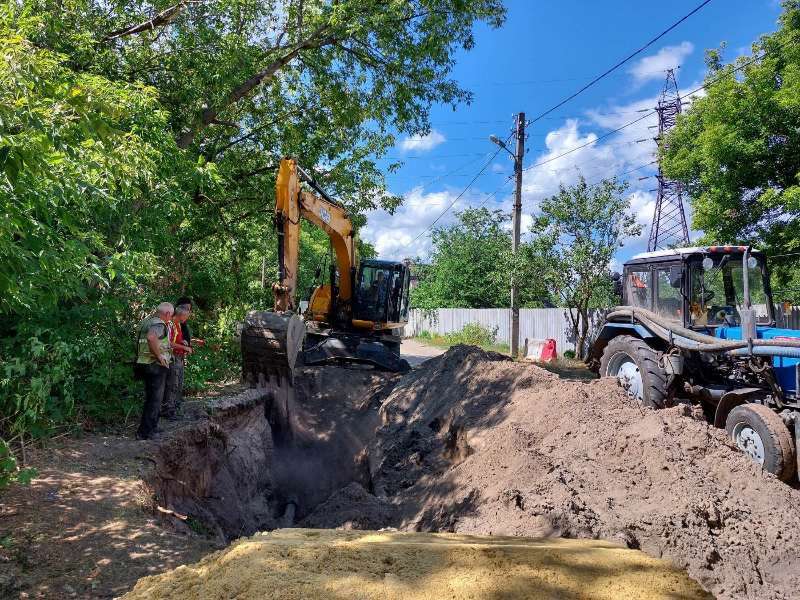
[122,529,711,599]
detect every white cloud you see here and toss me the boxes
[399,130,447,153]
[627,42,694,88]
[363,78,711,263]
[362,184,512,260]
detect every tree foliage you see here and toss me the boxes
[0,0,505,484]
[410,207,552,309]
[523,176,642,359]
[411,208,510,309]
[661,1,800,295]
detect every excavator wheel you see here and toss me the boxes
[241,310,306,387]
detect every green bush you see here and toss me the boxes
[417,330,432,340]
[0,440,36,486]
[445,322,498,346]
[563,349,577,360]
[183,339,240,392]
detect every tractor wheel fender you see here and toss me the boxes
[713,388,763,429]
[592,323,657,362]
[725,403,796,481]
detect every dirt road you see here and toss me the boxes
[400,339,446,368]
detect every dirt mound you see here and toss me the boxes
[122,529,710,599]
[366,345,800,599]
[300,482,396,530]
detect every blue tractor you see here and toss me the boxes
[592,246,800,481]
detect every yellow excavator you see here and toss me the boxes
[241,157,412,384]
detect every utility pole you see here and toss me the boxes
[489,113,526,358]
[510,112,525,358]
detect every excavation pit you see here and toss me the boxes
[146,366,401,541]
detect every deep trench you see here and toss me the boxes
[147,367,400,541]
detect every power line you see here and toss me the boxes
[400,150,493,198]
[523,160,656,208]
[428,110,656,126]
[522,111,655,172]
[412,185,515,258]
[389,148,503,257]
[528,0,712,125]
[682,33,800,98]
[400,136,498,142]
[517,30,800,186]
[510,32,800,213]
[381,129,652,162]
[465,69,685,88]
[382,3,786,198]
[405,176,515,205]
[521,155,652,195]
[389,172,511,180]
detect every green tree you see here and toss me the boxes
[524,176,642,359]
[411,208,512,309]
[661,1,800,295]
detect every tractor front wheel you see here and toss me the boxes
[725,404,796,482]
[599,335,669,409]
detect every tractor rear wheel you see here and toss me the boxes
[599,335,668,409]
[725,403,796,482]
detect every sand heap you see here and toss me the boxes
[122,529,710,599]
[362,345,800,599]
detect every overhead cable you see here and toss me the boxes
[527,0,713,125]
[389,148,504,256]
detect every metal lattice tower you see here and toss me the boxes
[648,69,690,251]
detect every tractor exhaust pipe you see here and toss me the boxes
[740,246,757,343]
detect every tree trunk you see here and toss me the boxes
[573,307,591,361]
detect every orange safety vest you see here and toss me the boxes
[169,321,186,355]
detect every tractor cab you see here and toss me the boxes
[352,259,411,330]
[614,246,775,331]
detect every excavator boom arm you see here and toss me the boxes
[273,157,356,311]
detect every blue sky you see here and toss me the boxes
[360,0,785,268]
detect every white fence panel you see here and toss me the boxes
[403,306,800,352]
[402,308,609,352]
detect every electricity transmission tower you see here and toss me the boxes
[648,69,690,251]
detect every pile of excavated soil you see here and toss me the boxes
[122,529,710,599]
[300,482,395,530]
[357,345,800,599]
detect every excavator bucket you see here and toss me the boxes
[241,310,306,386]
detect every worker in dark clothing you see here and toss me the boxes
[135,302,173,440]
[161,305,192,421]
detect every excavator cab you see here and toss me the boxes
[353,259,411,330]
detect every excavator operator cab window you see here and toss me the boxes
[355,261,411,324]
[356,263,391,322]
